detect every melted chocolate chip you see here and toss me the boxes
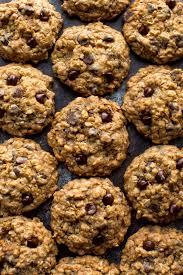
[35,93,47,104]
[85,203,97,215]
[13,88,24,98]
[175,35,183,48]
[2,37,9,46]
[143,240,155,251]
[149,203,160,213]
[104,72,114,82]
[140,111,152,125]
[103,35,114,43]
[68,70,80,81]
[147,4,156,13]
[77,36,90,46]
[16,157,28,165]
[22,5,34,16]
[27,37,37,48]
[139,25,149,36]
[83,54,94,65]
[93,235,105,246]
[22,193,34,205]
[137,179,148,190]
[75,154,87,165]
[27,237,39,248]
[144,87,154,97]
[176,158,183,169]
[0,17,9,26]
[166,0,176,9]
[102,193,114,206]
[101,111,112,123]
[0,109,5,118]
[169,203,180,214]
[7,75,19,86]
[155,171,167,183]
[39,9,49,21]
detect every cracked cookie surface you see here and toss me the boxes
[51,178,131,255]
[124,145,183,223]
[120,226,183,275]
[52,23,130,96]
[122,66,183,144]
[123,0,183,64]
[0,138,58,217]
[62,0,130,22]
[0,64,55,136]
[48,96,129,176]
[0,0,63,63]
[51,256,120,274]
[0,216,57,275]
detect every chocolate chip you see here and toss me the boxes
[39,9,49,21]
[175,35,183,48]
[16,156,28,164]
[103,35,114,43]
[35,93,47,104]
[68,70,80,81]
[0,17,9,26]
[1,37,9,46]
[176,158,183,169]
[22,193,34,205]
[77,36,90,46]
[137,179,148,190]
[85,203,97,215]
[13,167,21,177]
[93,235,105,246]
[149,203,160,213]
[168,102,179,111]
[0,89,4,100]
[140,111,152,125]
[101,111,112,123]
[9,104,20,114]
[75,154,87,165]
[169,203,180,214]
[7,75,19,86]
[23,5,34,15]
[102,193,114,206]
[166,0,176,9]
[139,25,149,36]
[0,109,5,118]
[27,37,37,48]
[27,237,39,248]
[13,88,24,98]
[104,72,114,82]
[147,4,156,13]
[155,171,167,183]
[83,54,94,65]
[144,87,154,97]
[143,240,155,251]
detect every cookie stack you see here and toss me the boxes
[0,0,182,274]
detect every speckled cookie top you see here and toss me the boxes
[0,64,55,136]
[62,0,130,22]
[48,96,129,176]
[52,22,130,96]
[0,138,58,217]
[124,145,183,223]
[0,216,57,275]
[51,256,120,274]
[51,178,131,255]
[120,226,183,275]
[123,0,183,64]
[122,66,183,144]
[0,0,63,63]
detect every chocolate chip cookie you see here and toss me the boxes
[0,64,55,136]
[124,145,183,223]
[52,22,130,96]
[62,0,130,22]
[123,0,183,64]
[0,216,57,275]
[122,66,183,144]
[0,0,63,63]
[48,96,129,176]
[51,178,131,255]
[52,256,120,274]
[0,138,58,217]
[120,226,183,274]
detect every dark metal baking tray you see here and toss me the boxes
[0,0,182,265]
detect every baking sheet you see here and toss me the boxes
[0,0,182,264]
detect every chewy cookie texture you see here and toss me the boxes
[123,0,183,64]
[0,216,57,275]
[0,0,63,63]
[124,145,183,224]
[122,66,183,144]
[48,96,129,176]
[51,256,120,274]
[0,64,55,136]
[120,226,183,275]
[0,138,58,217]
[62,0,130,22]
[52,22,130,96]
[51,178,131,255]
